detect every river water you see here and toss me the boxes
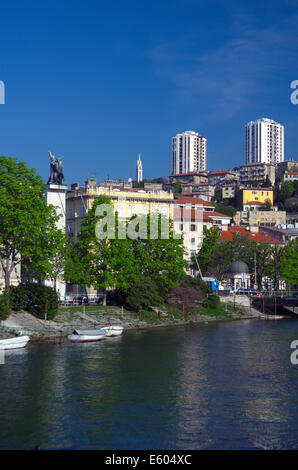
[1,319,298,450]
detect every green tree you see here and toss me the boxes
[280,239,298,286]
[265,245,284,291]
[0,156,65,291]
[280,181,294,202]
[194,227,220,273]
[263,199,272,211]
[130,212,186,296]
[173,182,182,195]
[126,276,164,313]
[204,241,234,280]
[65,201,185,306]
[262,176,272,188]
[213,203,237,217]
[253,243,271,289]
[65,196,138,305]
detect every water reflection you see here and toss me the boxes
[1,320,298,449]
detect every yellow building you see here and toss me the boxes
[66,179,174,240]
[242,188,273,205]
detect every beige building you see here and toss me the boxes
[174,196,231,272]
[282,171,298,183]
[276,160,298,180]
[222,183,239,199]
[169,171,208,185]
[182,183,215,201]
[234,207,286,227]
[66,179,175,240]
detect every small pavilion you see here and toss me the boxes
[227,260,250,291]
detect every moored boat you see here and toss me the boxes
[0,335,30,350]
[101,325,123,337]
[68,329,106,343]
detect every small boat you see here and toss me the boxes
[68,329,106,343]
[0,335,30,350]
[101,325,123,337]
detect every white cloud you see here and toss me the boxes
[149,13,298,116]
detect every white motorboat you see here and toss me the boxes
[101,325,123,337]
[68,329,106,343]
[0,335,30,350]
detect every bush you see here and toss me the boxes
[0,288,11,321]
[125,277,163,313]
[204,293,220,309]
[10,283,59,319]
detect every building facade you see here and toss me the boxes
[172,131,207,174]
[245,118,284,165]
[242,188,273,205]
[239,162,275,186]
[174,196,231,271]
[66,180,175,240]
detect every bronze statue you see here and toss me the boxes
[47,150,64,185]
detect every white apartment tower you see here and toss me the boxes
[136,153,143,183]
[172,130,207,174]
[245,118,284,165]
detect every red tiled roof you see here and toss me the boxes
[208,171,233,176]
[175,196,213,207]
[217,226,281,244]
[285,171,298,175]
[207,211,232,219]
[174,207,231,222]
[169,172,207,177]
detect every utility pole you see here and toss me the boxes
[193,253,203,279]
[254,251,257,289]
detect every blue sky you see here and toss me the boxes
[0,0,297,184]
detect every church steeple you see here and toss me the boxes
[136,153,143,183]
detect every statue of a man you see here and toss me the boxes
[47,150,64,185]
[56,157,64,185]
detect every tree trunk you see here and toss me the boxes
[102,290,107,306]
[4,257,11,292]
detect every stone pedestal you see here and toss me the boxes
[46,184,68,300]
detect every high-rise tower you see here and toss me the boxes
[245,118,284,165]
[172,130,207,174]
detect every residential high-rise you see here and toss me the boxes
[136,153,143,183]
[172,130,207,174]
[245,118,284,165]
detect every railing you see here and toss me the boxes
[60,294,104,307]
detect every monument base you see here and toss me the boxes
[46,183,68,300]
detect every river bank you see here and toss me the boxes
[0,301,266,342]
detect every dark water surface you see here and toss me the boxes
[1,319,298,450]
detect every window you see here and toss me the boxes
[190,224,196,231]
[68,208,73,218]
[179,224,183,231]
